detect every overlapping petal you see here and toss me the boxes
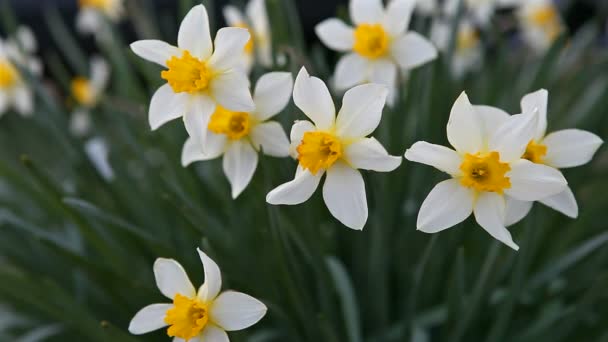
[336,83,388,139]
[153,258,196,299]
[404,141,462,176]
[345,137,402,172]
[542,129,603,168]
[223,140,259,199]
[506,159,567,201]
[250,121,290,157]
[252,72,293,121]
[178,5,213,60]
[210,291,267,331]
[417,179,475,233]
[266,167,323,205]
[474,192,519,250]
[293,68,335,130]
[447,92,484,153]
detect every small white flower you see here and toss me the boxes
[223,0,273,73]
[0,39,34,117]
[69,57,110,137]
[130,5,255,151]
[266,68,402,230]
[129,248,267,342]
[5,26,42,76]
[404,92,568,250]
[431,18,482,78]
[182,72,293,199]
[76,0,124,37]
[504,89,603,224]
[516,0,564,53]
[315,0,437,105]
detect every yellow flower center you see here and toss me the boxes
[459,152,511,194]
[527,5,562,40]
[522,140,547,164]
[207,105,252,140]
[71,77,95,106]
[297,131,343,175]
[234,22,254,55]
[164,294,209,340]
[457,27,479,52]
[0,61,19,89]
[79,0,112,11]
[162,51,213,94]
[353,24,390,59]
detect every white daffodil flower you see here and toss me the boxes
[503,89,603,224]
[130,5,255,151]
[404,92,568,250]
[431,19,482,78]
[223,0,273,73]
[182,72,293,199]
[76,0,124,37]
[315,0,437,105]
[516,0,564,53]
[0,39,34,117]
[129,248,267,342]
[5,26,43,77]
[266,68,402,230]
[69,57,110,137]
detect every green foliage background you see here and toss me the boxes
[0,0,607,341]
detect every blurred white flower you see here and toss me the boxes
[130,5,254,151]
[516,0,564,53]
[5,26,42,77]
[129,248,267,341]
[415,0,440,16]
[431,18,482,77]
[315,0,437,105]
[85,137,115,181]
[504,90,603,224]
[266,68,402,230]
[404,92,568,250]
[76,0,124,38]
[0,40,34,117]
[69,57,110,137]
[182,72,293,199]
[223,0,273,73]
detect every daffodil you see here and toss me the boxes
[130,5,255,151]
[431,19,481,77]
[503,89,603,224]
[76,0,124,37]
[129,248,267,342]
[182,72,293,199]
[315,0,437,105]
[0,39,34,117]
[69,57,110,137]
[4,26,42,77]
[223,0,272,73]
[404,92,568,250]
[266,68,402,230]
[516,0,564,53]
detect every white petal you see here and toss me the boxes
[181,135,226,166]
[90,56,109,93]
[84,138,114,181]
[447,92,483,154]
[368,59,397,90]
[223,140,259,199]
[539,186,578,218]
[289,120,316,158]
[474,192,519,251]
[350,0,384,25]
[416,178,474,233]
[130,40,181,67]
[266,166,323,205]
[200,325,229,342]
[336,83,388,139]
[223,5,245,25]
[197,248,223,302]
[250,121,290,157]
[333,54,368,90]
[210,71,255,112]
[183,95,216,149]
[391,32,437,70]
[12,86,33,116]
[542,129,603,169]
[504,197,533,226]
[489,111,538,163]
[153,258,196,299]
[128,304,171,335]
[149,84,189,130]
[315,19,354,52]
[69,109,91,137]
[208,27,251,71]
[210,291,267,331]
[323,162,368,230]
[252,72,293,121]
[293,67,335,130]
[345,137,402,172]
[384,0,415,36]
[521,89,548,140]
[404,141,462,176]
[178,4,213,60]
[505,159,567,201]
[474,105,510,140]
[76,8,101,34]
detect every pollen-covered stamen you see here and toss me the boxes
[162,51,212,94]
[0,61,19,89]
[164,294,209,340]
[297,131,343,175]
[208,105,252,140]
[234,22,254,55]
[353,24,389,59]
[522,140,547,164]
[459,152,511,194]
[71,77,95,106]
